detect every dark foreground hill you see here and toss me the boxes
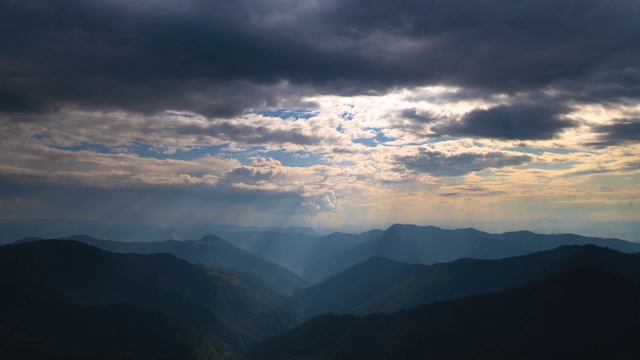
[247,268,640,360]
[301,224,640,282]
[17,235,307,296]
[0,240,298,359]
[294,244,640,318]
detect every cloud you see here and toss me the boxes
[0,109,345,154]
[432,103,576,140]
[400,108,439,124]
[397,149,532,177]
[587,119,640,148]
[176,121,327,146]
[1,0,640,228]
[1,0,639,118]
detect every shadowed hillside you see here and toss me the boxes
[0,240,299,358]
[247,268,640,360]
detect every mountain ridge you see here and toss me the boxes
[299,224,640,282]
[294,244,640,318]
[15,235,307,296]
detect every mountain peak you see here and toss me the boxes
[66,234,101,242]
[386,223,424,231]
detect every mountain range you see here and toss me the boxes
[6,223,640,359]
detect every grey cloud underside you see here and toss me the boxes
[398,150,532,177]
[587,119,640,148]
[176,122,325,145]
[432,103,576,140]
[401,108,439,124]
[1,0,639,117]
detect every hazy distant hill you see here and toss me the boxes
[495,229,640,253]
[0,219,182,244]
[0,219,326,244]
[294,244,640,318]
[216,230,378,275]
[247,268,640,360]
[301,224,640,282]
[0,240,299,358]
[17,235,308,296]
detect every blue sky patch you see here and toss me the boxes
[353,129,395,147]
[256,109,318,120]
[263,149,323,167]
[52,143,115,154]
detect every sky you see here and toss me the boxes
[0,0,639,235]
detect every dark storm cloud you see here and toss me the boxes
[306,0,640,93]
[0,0,355,116]
[432,103,576,140]
[397,150,532,177]
[587,119,640,148]
[1,0,639,117]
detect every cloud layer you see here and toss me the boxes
[0,0,639,229]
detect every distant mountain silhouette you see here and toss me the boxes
[300,224,640,282]
[294,244,640,318]
[17,234,307,296]
[0,240,298,358]
[247,268,640,360]
[15,225,639,287]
